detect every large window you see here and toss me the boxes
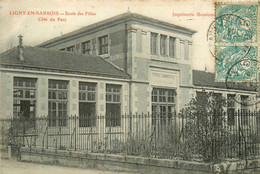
[106,84,121,127]
[79,82,96,127]
[151,88,176,125]
[82,41,91,55]
[184,41,189,60]
[227,94,235,125]
[151,32,158,55]
[169,37,176,58]
[13,77,37,118]
[48,80,68,127]
[160,35,167,56]
[99,35,108,55]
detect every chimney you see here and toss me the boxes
[17,35,24,61]
[127,7,131,13]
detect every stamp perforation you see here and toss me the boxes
[214,1,259,83]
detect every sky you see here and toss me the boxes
[0,0,216,72]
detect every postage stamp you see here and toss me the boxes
[215,46,258,82]
[214,2,259,83]
[215,4,258,43]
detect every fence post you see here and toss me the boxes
[59,126,61,150]
[46,119,48,149]
[238,109,241,158]
[23,118,25,146]
[8,145,11,159]
[1,123,3,146]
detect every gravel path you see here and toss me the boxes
[0,159,131,174]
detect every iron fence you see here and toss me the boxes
[1,111,260,162]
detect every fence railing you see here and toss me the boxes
[1,111,260,162]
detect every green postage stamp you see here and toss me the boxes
[215,2,259,82]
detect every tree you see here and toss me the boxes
[181,91,228,162]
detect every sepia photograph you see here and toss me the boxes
[0,0,259,173]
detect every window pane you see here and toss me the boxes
[151,33,157,55]
[82,93,86,100]
[58,103,62,110]
[30,90,35,98]
[52,91,57,99]
[106,103,121,127]
[48,79,68,127]
[52,102,56,109]
[79,103,96,127]
[106,94,112,101]
[24,91,30,98]
[87,93,93,101]
[227,108,235,125]
[63,103,67,110]
[58,83,63,89]
[82,41,91,54]
[25,80,30,87]
[58,91,63,99]
[160,35,166,56]
[169,37,176,58]
[18,90,23,98]
[99,35,108,55]
[106,86,112,92]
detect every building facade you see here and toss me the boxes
[39,12,196,115]
[1,12,258,121]
[193,70,258,125]
[0,45,130,123]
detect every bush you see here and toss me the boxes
[181,92,228,162]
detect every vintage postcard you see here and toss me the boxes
[0,0,260,173]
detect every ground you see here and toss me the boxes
[0,159,132,174]
[1,159,260,174]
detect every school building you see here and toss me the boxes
[0,12,258,121]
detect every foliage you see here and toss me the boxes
[181,91,228,162]
[1,115,45,148]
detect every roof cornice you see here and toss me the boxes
[0,64,130,80]
[0,67,130,82]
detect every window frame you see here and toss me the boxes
[98,35,108,55]
[66,46,75,52]
[13,77,37,119]
[169,37,176,58]
[82,40,91,55]
[151,88,177,126]
[105,84,121,127]
[240,95,249,125]
[48,80,69,127]
[79,82,97,127]
[227,94,235,126]
[160,35,167,56]
[151,32,158,55]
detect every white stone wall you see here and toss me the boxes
[128,22,194,113]
[0,69,130,118]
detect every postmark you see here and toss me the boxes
[207,14,253,60]
[225,58,260,106]
[215,4,258,43]
[215,46,258,82]
[214,2,259,83]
